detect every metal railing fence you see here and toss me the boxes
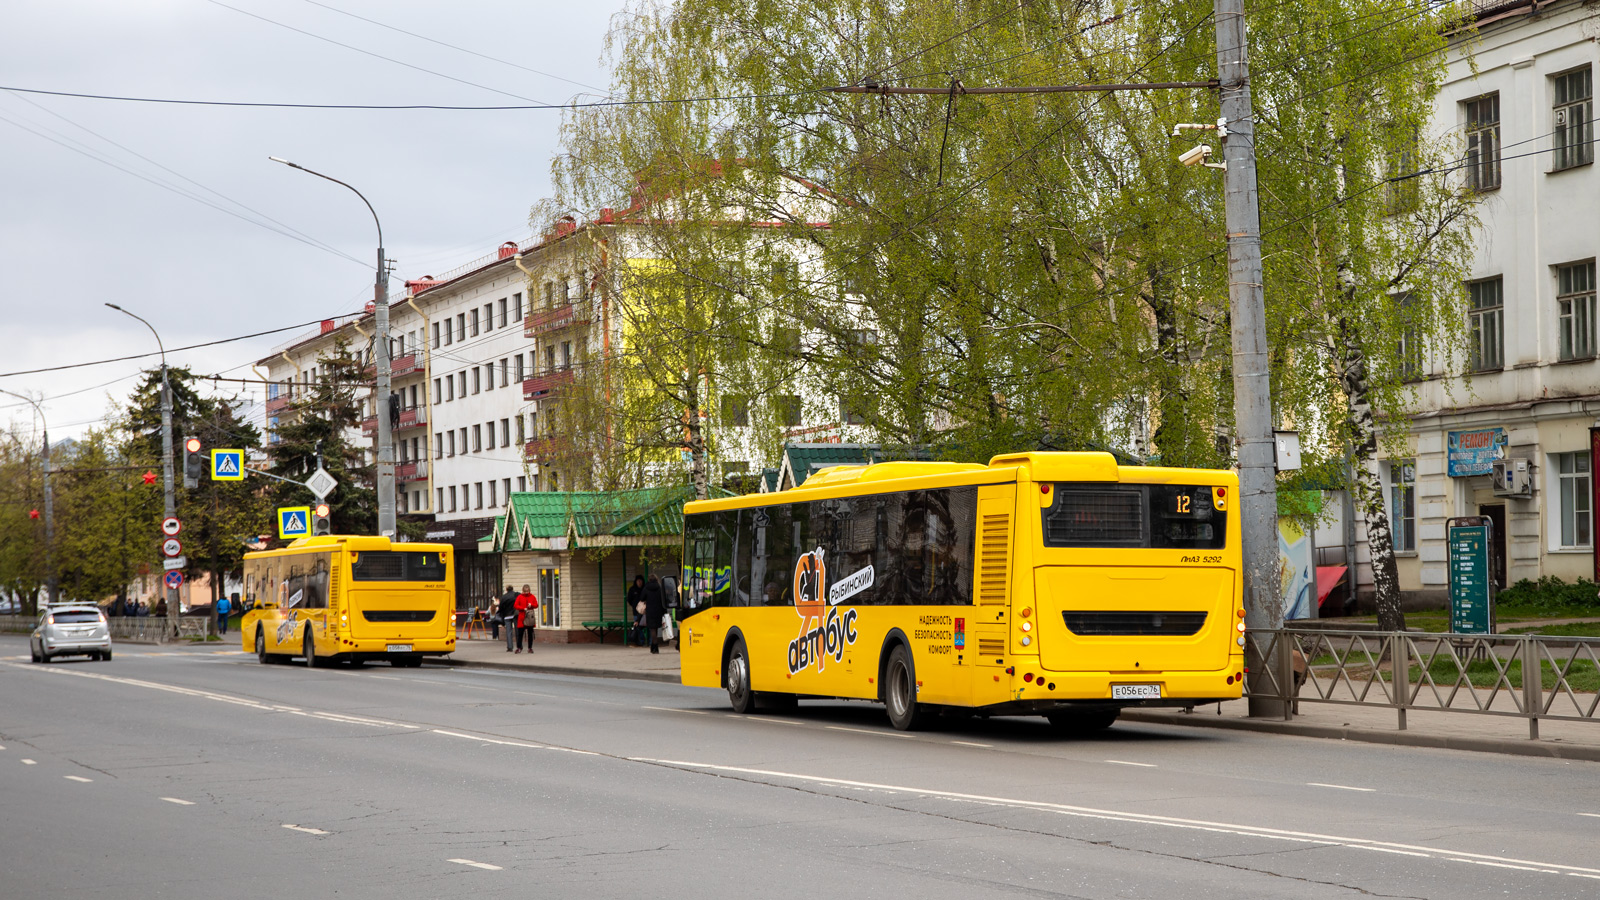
[1246,626,1600,739]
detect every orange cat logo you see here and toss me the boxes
[787,547,857,674]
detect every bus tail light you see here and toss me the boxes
[1024,672,1034,683]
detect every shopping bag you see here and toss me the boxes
[659,617,675,642]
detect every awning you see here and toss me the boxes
[1315,566,1348,604]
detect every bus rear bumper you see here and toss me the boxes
[339,638,456,656]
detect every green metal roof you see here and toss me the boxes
[492,484,733,552]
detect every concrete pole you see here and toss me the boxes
[375,246,396,537]
[1214,0,1285,716]
[161,365,178,640]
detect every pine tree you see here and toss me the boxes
[266,338,376,536]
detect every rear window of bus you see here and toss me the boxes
[350,551,447,581]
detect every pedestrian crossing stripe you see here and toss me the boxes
[211,449,245,481]
[278,506,311,539]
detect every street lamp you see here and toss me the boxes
[106,302,179,640]
[268,156,396,538]
[1,389,55,608]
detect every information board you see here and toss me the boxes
[1447,518,1495,635]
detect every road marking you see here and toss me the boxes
[282,824,329,835]
[161,797,195,806]
[64,775,92,783]
[1106,760,1157,768]
[21,759,36,765]
[950,740,993,748]
[447,858,503,871]
[1580,813,1600,819]
[643,706,707,715]
[0,743,6,750]
[1354,846,1429,857]
[629,757,1600,880]
[433,729,545,749]
[1306,782,1375,792]
[825,725,914,739]
[1448,858,1559,874]
[736,715,803,726]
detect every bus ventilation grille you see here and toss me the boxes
[978,512,1011,604]
[977,638,1006,657]
[1063,611,1206,636]
[1044,490,1142,545]
[361,610,436,623]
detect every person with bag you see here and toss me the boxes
[497,586,518,652]
[642,574,666,655]
[627,575,647,647]
[514,584,539,654]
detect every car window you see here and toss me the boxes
[52,610,101,623]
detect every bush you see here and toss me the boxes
[1497,576,1600,612]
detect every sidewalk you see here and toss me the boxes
[438,634,1600,761]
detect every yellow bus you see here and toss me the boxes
[678,452,1244,731]
[241,535,457,668]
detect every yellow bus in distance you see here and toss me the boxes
[241,535,456,667]
[678,452,1244,731]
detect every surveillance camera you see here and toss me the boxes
[1178,145,1212,166]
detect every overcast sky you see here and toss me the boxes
[1,0,619,442]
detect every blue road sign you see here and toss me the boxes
[211,449,245,481]
[277,506,311,539]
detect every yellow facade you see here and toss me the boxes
[241,535,457,665]
[678,452,1244,726]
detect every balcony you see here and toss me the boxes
[524,301,588,337]
[363,353,422,379]
[396,459,428,485]
[522,369,575,401]
[523,437,570,462]
[265,395,291,415]
[362,406,428,436]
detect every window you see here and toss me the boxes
[497,298,507,327]
[517,476,526,492]
[841,395,872,426]
[488,480,497,508]
[485,303,494,331]
[485,421,495,450]
[543,281,554,306]
[445,376,454,402]
[1468,278,1504,371]
[437,487,444,511]
[1558,261,1597,360]
[777,394,803,427]
[473,367,481,394]
[1557,452,1593,548]
[1554,67,1593,171]
[431,322,440,348]
[444,319,453,346]
[435,433,444,459]
[475,482,483,509]
[721,394,749,427]
[448,486,457,512]
[470,309,480,337]
[517,415,526,445]
[447,431,456,457]
[458,372,467,397]
[1395,293,1422,381]
[1385,126,1420,213]
[1464,93,1500,191]
[500,418,510,446]
[484,365,494,392]
[560,341,572,369]
[579,270,591,300]
[1389,460,1416,553]
[433,377,442,404]
[545,346,556,371]
[500,358,509,387]
[473,424,482,453]
[459,428,467,455]
[456,313,466,342]
[503,478,511,501]
[512,292,523,322]
[515,354,525,383]
[409,384,418,408]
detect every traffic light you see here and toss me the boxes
[313,502,332,536]
[183,437,204,489]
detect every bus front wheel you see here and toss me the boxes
[256,628,272,665]
[884,644,930,731]
[725,639,755,714]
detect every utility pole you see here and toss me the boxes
[1,390,55,606]
[269,157,396,538]
[1214,0,1285,717]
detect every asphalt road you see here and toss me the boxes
[3,634,1598,899]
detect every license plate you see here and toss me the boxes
[387,644,413,653]
[1112,683,1162,700]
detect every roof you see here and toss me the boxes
[492,484,734,552]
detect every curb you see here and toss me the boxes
[1120,710,1600,762]
[434,657,681,684]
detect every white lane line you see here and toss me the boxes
[1306,782,1376,792]
[1448,858,1559,874]
[1571,872,1600,880]
[282,824,329,835]
[64,775,92,783]
[1355,846,1429,857]
[951,741,993,748]
[432,729,545,749]
[628,758,1600,880]
[736,715,803,726]
[825,725,914,739]
[0,743,6,750]
[1579,813,1600,819]
[1106,760,1157,768]
[161,797,195,806]
[643,706,706,715]
[21,759,36,765]
[447,858,503,871]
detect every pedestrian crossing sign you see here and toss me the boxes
[277,506,311,539]
[211,449,245,481]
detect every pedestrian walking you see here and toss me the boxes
[216,593,231,636]
[643,574,666,655]
[492,585,516,642]
[497,587,518,652]
[514,584,539,653]
[627,575,646,646]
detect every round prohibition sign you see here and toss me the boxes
[161,516,182,537]
[164,570,184,590]
[162,537,183,558]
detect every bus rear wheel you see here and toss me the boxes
[725,639,755,714]
[884,645,929,731]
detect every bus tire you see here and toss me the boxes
[303,629,321,668]
[725,638,756,714]
[1046,708,1120,734]
[884,644,929,731]
[256,628,271,665]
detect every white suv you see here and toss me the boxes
[31,604,113,662]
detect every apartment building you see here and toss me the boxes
[1354,0,1599,602]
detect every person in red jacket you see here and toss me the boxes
[514,584,539,653]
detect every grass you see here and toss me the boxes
[1504,622,1600,638]
[1397,656,1600,693]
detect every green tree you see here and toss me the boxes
[266,339,375,536]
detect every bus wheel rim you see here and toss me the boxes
[729,653,748,700]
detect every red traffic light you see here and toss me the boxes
[184,437,202,453]
[142,470,157,485]
[314,503,330,518]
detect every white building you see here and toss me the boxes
[1340,0,1599,605]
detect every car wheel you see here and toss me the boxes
[256,628,270,665]
[30,643,41,663]
[1045,708,1120,734]
[725,638,755,714]
[884,644,929,731]
[102,649,112,662]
